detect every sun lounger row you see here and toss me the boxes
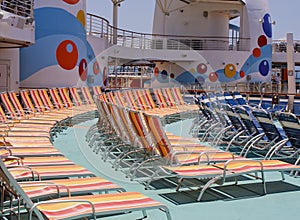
[90,87,300,202]
[192,91,300,162]
[101,87,199,117]
[0,86,172,220]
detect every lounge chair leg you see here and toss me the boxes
[280,171,285,181]
[137,210,147,220]
[164,207,173,220]
[197,176,222,201]
[176,178,183,191]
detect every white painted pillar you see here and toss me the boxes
[287,33,296,112]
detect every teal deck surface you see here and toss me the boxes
[53,118,300,220]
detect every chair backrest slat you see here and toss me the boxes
[49,88,68,110]
[0,93,17,118]
[92,86,102,96]
[81,87,94,105]
[171,87,185,105]
[8,92,25,117]
[69,87,83,106]
[128,109,155,153]
[0,105,8,122]
[143,113,172,158]
[29,89,46,112]
[153,88,167,108]
[143,89,156,109]
[20,90,36,113]
[58,88,74,108]
[38,89,54,110]
[123,90,139,110]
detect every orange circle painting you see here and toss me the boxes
[252,48,261,58]
[56,40,78,70]
[93,62,100,75]
[209,72,218,82]
[63,0,80,4]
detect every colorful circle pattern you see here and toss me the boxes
[93,62,100,75]
[224,64,236,78]
[63,0,80,4]
[197,63,207,74]
[259,60,269,76]
[252,48,261,58]
[258,35,267,48]
[161,70,168,80]
[77,10,85,27]
[262,13,272,38]
[79,59,88,81]
[154,67,159,77]
[56,40,78,70]
[240,71,245,78]
[209,72,218,82]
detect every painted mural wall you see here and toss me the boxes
[151,0,273,88]
[20,0,103,88]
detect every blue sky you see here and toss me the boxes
[86,0,300,40]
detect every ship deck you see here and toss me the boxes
[53,117,300,220]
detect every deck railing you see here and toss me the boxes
[86,13,250,51]
[272,40,300,53]
[0,0,33,18]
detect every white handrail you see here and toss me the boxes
[86,13,250,51]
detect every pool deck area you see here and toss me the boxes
[53,118,300,220]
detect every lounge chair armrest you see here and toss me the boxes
[30,199,96,219]
[169,151,200,165]
[21,183,71,197]
[0,146,12,155]
[2,155,24,166]
[8,165,40,180]
[198,151,236,164]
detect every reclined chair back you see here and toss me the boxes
[171,87,186,105]
[153,88,168,108]
[81,87,94,105]
[252,109,284,142]
[0,92,19,118]
[277,112,300,148]
[58,87,74,108]
[128,109,158,154]
[20,90,38,113]
[143,113,172,159]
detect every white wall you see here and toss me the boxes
[153,1,243,37]
[0,49,20,91]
